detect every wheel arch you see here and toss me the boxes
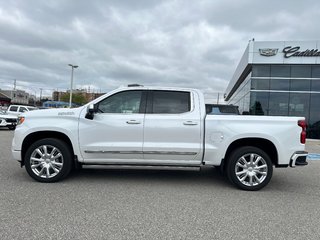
[21,131,75,166]
[222,138,279,170]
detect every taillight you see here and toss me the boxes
[298,120,307,144]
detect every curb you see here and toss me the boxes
[307,153,320,160]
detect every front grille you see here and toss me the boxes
[6,118,17,123]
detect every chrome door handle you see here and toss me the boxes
[126,120,141,124]
[183,121,198,126]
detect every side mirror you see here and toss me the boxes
[85,104,98,120]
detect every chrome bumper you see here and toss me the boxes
[290,151,308,168]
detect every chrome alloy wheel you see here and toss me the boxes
[30,145,64,179]
[235,153,268,187]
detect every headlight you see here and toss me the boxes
[18,117,25,125]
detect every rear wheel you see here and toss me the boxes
[227,146,273,191]
[24,138,73,182]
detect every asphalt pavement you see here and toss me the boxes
[1,129,320,240]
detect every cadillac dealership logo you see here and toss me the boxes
[283,46,320,58]
[259,48,278,56]
[259,46,320,58]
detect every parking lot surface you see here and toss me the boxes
[1,129,320,240]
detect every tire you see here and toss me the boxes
[8,125,16,130]
[226,146,273,191]
[24,138,73,182]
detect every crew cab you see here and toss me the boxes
[11,86,308,190]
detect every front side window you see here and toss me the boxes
[152,91,190,114]
[98,91,143,114]
[9,106,18,112]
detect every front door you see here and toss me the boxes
[79,90,146,164]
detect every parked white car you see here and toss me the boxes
[12,85,308,190]
[0,110,18,130]
[6,105,37,116]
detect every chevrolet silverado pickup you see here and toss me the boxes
[12,85,308,190]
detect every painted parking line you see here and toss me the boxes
[307,154,320,160]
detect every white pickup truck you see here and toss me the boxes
[12,85,308,190]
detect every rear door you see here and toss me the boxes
[143,90,202,165]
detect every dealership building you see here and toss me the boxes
[225,41,320,139]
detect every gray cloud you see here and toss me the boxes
[0,0,319,100]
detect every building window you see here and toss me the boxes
[271,65,290,77]
[251,78,270,90]
[289,93,310,118]
[309,93,320,139]
[252,65,270,77]
[291,65,312,78]
[268,92,289,116]
[311,80,320,91]
[290,79,311,91]
[250,92,269,115]
[312,66,320,78]
[270,78,290,91]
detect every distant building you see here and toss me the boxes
[0,92,11,106]
[0,89,29,105]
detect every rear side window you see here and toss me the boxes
[206,104,240,115]
[9,106,18,112]
[151,91,190,114]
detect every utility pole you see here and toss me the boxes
[13,79,16,90]
[68,64,78,108]
[217,93,220,104]
[39,88,43,104]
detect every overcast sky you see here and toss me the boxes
[0,0,320,99]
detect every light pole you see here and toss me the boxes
[68,64,78,108]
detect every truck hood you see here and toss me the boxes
[21,107,85,119]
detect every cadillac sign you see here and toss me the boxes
[259,46,320,58]
[282,46,320,58]
[259,48,278,56]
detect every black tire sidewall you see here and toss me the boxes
[25,138,73,182]
[227,146,273,191]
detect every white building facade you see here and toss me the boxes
[225,41,320,139]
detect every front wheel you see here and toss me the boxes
[8,125,16,130]
[227,146,273,191]
[24,138,73,182]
